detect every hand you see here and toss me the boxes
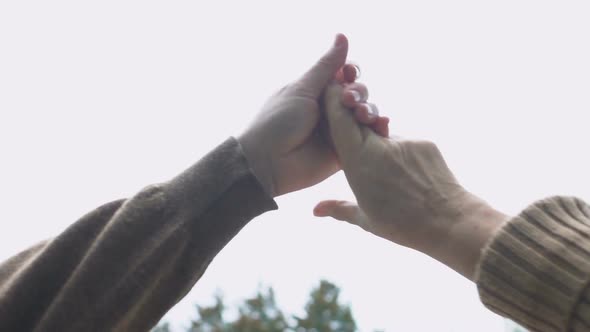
[238,34,389,197]
[314,84,508,280]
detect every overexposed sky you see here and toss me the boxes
[1,1,589,331]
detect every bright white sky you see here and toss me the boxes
[1,1,589,331]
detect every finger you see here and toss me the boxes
[314,200,373,232]
[342,63,360,83]
[371,116,390,137]
[323,84,365,158]
[298,34,349,98]
[334,64,360,84]
[341,83,369,107]
[313,200,361,225]
[354,103,379,125]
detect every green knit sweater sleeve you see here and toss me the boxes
[0,137,277,332]
[475,196,590,332]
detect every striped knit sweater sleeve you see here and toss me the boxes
[475,196,590,332]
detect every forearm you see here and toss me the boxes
[426,194,509,280]
[0,138,277,332]
[238,132,275,198]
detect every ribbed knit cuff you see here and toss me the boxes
[475,196,590,332]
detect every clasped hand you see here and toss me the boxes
[239,34,508,281]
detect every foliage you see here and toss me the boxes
[294,280,356,332]
[188,289,288,332]
[154,280,357,332]
[154,282,530,332]
[151,322,171,332]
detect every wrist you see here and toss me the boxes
[237,133,276,198]
[427,194,509,281]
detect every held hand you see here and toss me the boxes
[315,84,508,280]
[239,34,387,197]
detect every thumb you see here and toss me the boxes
[297,34,349,98]
[313,200,369,230]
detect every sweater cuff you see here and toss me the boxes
[475,196,590,332]
[165,137,278,223]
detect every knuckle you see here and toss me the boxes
[410,139,439,153]
[422,140,441,155]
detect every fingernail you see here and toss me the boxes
[350,90,361,102]
[367,104,379,117]
[314,208,326,217]
[334,34,346,47]
[353,64,361,79]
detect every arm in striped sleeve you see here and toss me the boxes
[475,196,590,332]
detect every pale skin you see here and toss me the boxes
[239,33,508,281]
[314,83,511,280]
[239,34,389,198]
